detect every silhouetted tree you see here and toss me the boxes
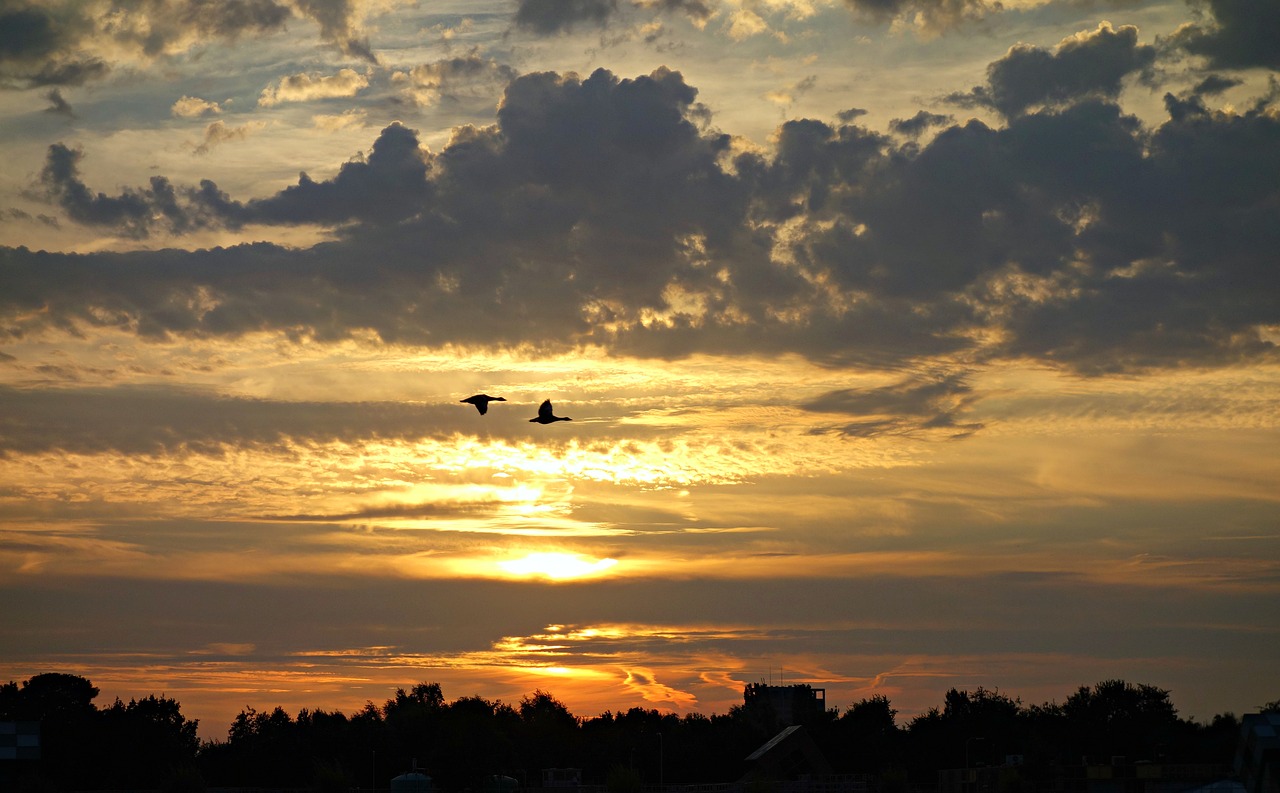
[1061,680,1179,762]
[0,674,202,790]
[905,687,1021,777]
[0,673,101,789]
[518,690,580,770]
[98,694,201,787]
[4,671,1249,790]
[836,695,902,773]
[435,695,520,789]
[384,682,447,772]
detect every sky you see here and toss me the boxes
[1,0,1278,742]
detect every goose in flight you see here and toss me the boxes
[529,399,572,424]
[461,394,506,415]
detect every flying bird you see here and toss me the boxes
[461,394,506,415]
[529,400,572,424]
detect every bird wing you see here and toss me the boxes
[537,400,554,419]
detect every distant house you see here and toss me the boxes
[742,724,834,782]
[1236,713,1280,793]
[744,683,828,727]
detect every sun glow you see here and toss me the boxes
[498,552,619,580]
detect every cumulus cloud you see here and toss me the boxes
[34,143,245,238]
[244,121,430,227]
[8,66,1279,374]
[259,68,370,106]
[172,96,223,118]
[725,8,768,40]
[889,110,953,137]
[393,51,519,107]
[0,4,107,89]
[1172,0,1280,70]
[0,1,380,90]
[514,0,619,34]
[841,0,995,35]
[192,120,262,155]
[952,23,1157,118]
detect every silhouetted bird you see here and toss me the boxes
[461,394,506,415]
[529,400,572,424]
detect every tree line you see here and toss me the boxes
[2,672,1275,792]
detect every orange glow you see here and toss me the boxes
[498,552,619,580]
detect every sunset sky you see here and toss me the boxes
[1,0,1278,741]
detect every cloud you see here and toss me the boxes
[313,109,369,131]
[802,372,984,438]
[259,68,370,106]
[952,23,1157,118]
[636,0,714,26]
[725,8,768,40]
[293,0,379,63]
[244,122,430,227]
[192,120,262,155]
[0,0,380,91]
[889,110,953,137]
[841,0,996,34]
[34,143,245,238]
[393,51,520,107]
[42,88,74,117]
[0,384,460,455]
[764,75,818,109]
[10,67,1279,374]
[0,5,108,89]
[0,1,289,90]
[1172,0,1280,70]
[172,96,223,118]
[514,0,620,34]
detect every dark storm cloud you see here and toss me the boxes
[514,0,619,34]
[6,64,1279,374]
[1172,0,1280,70]
[953,23,1157,118]
[802,372,983,438]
